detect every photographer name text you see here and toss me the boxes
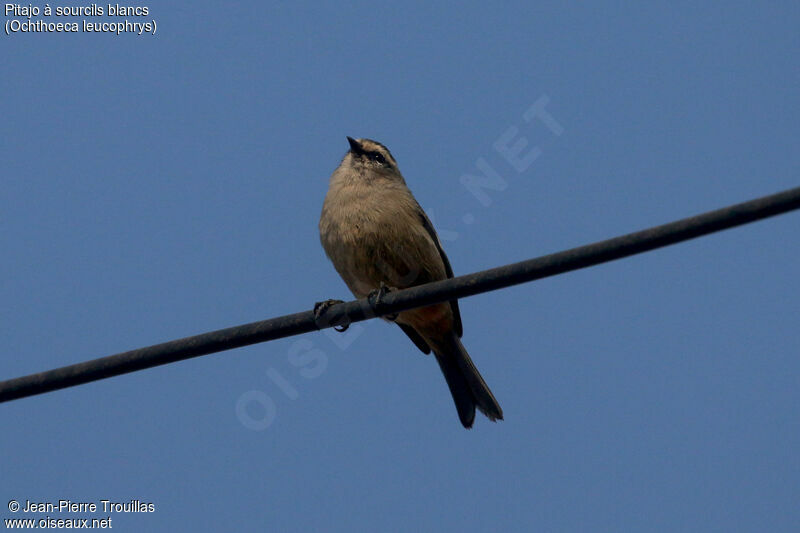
[16,499,154,513]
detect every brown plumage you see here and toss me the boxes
[319,137,503,428]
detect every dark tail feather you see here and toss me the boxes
[433,349,476,428]
[432,332,503,428]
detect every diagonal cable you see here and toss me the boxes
[1,185,799,403]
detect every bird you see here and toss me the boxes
[318,136,503,428]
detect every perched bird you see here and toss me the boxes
[319,136,503,428]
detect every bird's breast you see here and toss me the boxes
[319,184,445,297]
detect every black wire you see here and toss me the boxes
[2,185,799,403]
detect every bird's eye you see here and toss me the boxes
[369,152,387,165]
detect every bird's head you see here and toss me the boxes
[341,136,402,180]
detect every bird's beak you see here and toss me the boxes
[347,136,362,154]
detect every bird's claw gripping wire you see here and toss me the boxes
[368,283,399,321]
[313,299,350,332]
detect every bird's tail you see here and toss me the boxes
[432,332,503,428]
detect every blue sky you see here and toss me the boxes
[2,2,798,531]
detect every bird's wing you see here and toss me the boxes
[414,204,463,338]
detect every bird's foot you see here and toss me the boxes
[313,299,349,332]
[368,283,399,321]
